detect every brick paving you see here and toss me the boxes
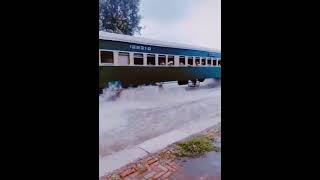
[101,148,181,180]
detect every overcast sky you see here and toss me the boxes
[138,0,221,51]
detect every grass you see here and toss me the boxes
[175,136,218,157]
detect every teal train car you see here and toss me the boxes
[99,31,221,91]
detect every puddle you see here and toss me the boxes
[172,140,221,180]
[172,151,221,180]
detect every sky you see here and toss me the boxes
[137,0,221,51]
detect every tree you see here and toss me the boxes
[99,0,142,35]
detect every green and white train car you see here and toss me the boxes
[99,31,221,91]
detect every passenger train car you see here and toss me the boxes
[99,31,221,92]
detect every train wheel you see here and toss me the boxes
[99,88,103,94]
[188,80,197,87]
[156,82,163,88]
[198,78,205,82]
[130,84,138,88]
[121,83,129,89]
[178,80,188,85]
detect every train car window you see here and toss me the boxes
[179,56,185,65]
[158,55,166,66]
[134,53,144,65]
[207,58,212,66]
[218,60,221,66]
[100,51,113,63]
[201,57,206,65]
[118,52,130,65]
[168,56,175,66]
[147,54,156,65]
[188,57,193,66]
[195,57,200,66]
[212,59,217,66]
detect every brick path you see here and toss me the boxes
[101,149,180,180]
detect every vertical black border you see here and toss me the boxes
[3,0,99,179]
[222,0,319,179]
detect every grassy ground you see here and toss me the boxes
[175,135,219,158]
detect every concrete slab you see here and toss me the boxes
[177,116,220,135]
[137,130,190,154]
[99,147,147,177]
[137,117,220,154]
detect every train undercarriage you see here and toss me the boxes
[99,78,211,94]
[99,66,221,94]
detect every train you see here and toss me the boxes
[99,31,221,92]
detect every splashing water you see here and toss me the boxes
[99,79,221,156]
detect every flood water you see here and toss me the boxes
[171,139,221,180]
[172,151,221,180]
[99,79,221,157]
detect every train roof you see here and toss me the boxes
[99,31,220,53]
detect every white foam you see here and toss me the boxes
[99,79,221,156]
